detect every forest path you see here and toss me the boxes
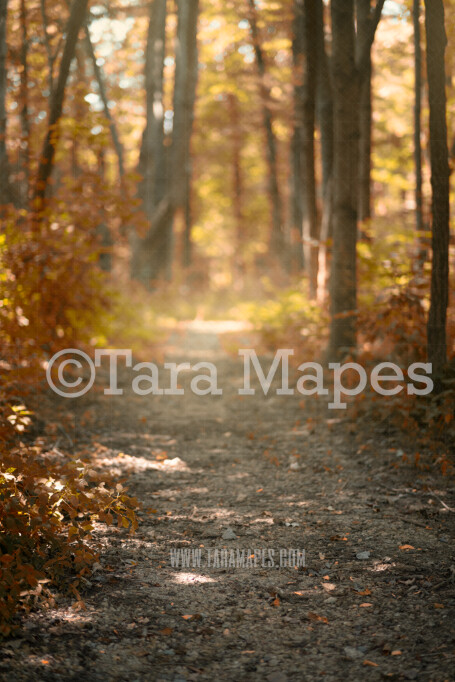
[3,321,455,681]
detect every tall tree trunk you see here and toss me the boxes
[172,0,199,271]
[329,0,359,356]
[315,0,333,302]
[0,0,12,207]
[133,0,199,284]
[328,0,384,357]
[229,92,245,282]
[424,0,450,377]
[133,0,168,283]
[290,0,305,272]
[33,0,89,215]
[413,0,425,265]
[302,0,318,299]
[356,0,372,225]
[248,0,284,261]
[19,0,30,207]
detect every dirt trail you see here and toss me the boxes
[2,322,455,681]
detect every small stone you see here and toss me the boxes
[222,528,237,540]
[344,646,363,660]
[356,551,370,560]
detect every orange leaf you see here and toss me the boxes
[272,597,280,607]
[391,650,402,656]
[363,660,378,667]
[399,544,414,550]
[159,627,173,636]
[359,603,373,608]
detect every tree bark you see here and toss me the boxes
[19,0,30,207]
[302,0,318,298]
[248,0,284,261]
[328,0,384,357]
[33,0,89,214]
[413,0,425,251]
[356,0,372,224]
[329,0,359,356]
[0,0,12,207]
[315,0,333,302]
[228,92,246,282]
[424,0,450,377]
[290,0,305,272]
[133,0,168,283]
[172,0,199,270]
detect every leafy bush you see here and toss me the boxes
[0,430,138,636]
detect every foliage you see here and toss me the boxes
[0,425,138,636]
[239,280,328,357]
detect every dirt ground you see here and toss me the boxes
[1,322,454,681]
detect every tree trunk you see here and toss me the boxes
[328,0,359,357]
[133,0,168,283]
[315,0,333,302]
[0,0,12,207]
[290,0,305,272]
[356,0,372,224]
[133,0,199,284]
[19,0,30,207]
[229,92,246,283]
[248,0,284,261]
[172,0,199,271]
[328,0,384,357]
[413,0,426,267]
[33,0,89,215]
[424,0,450,377]
[302,0,318,299]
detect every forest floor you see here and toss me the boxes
[2,321,455,681]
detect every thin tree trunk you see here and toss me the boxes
[413,0,425,266]
[424,0,450,377]
[356,0,372,224]
[290,0,305,273]
[302,0,318,299]
[228,92,245,281]
[315,0,333,302]
[19,0,30,207]
[172,0,199,271]
[0,0,12,207]
[33,0,89,215]
[329,0,359,356]
[248,0,284,260]
[133,0,168,283]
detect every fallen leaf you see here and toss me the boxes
[363,660,379,667]
[272,597,280,607]
[359,603,373,608]
[434,603,444,609]
[159,627,173,636]
[399,544,415,550]
[391,650,402,656]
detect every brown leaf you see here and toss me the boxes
[159,627,173,636]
